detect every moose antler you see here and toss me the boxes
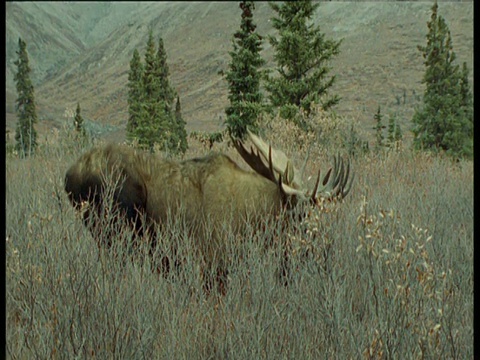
[233,136,278,184]
[243,129,302,188]
[310,154,354,202]
[234,129,354,201]
[233,134,304,197]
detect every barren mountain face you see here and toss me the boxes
[5,2,473,143]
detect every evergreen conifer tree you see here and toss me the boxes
[143,31,161,100]
[174,96,188,154]
[412,1,473,159]
[157,37,176,112]
[140,30,168,152]
[74,102,86,136]
[126,31,185,154]
[156,36,187,155]
[225,1,266,139]
[126,49,144,142]
[135,101,166,152]
[14,38,38,157]
[374,106,385,150]
[266,0,341,129]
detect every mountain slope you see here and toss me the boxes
[5,2,473,143]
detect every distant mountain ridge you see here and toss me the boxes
[5,2,473,143]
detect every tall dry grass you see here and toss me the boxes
[6,119,473,359]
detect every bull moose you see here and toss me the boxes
[65,130,354,291]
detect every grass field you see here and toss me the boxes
[6,124,473,359]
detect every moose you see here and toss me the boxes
[65,130,354,291]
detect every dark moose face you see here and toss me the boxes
[64,169,103,211]
[64,159,149,243]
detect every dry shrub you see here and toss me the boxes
[262,105,364,154]
[6,121,472,358]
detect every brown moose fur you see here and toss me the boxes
[65,144,290,290]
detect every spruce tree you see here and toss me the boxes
[174,96,188,154]
[412,1,473,159]
[127,49,144,142]
[134,101,166,152]
[156,36,187,155]
[140,30,168,152]
[14,37,38,157]
[225,1,266,139]
[126,31,184,154]
[157,37,176,112]
[373,106,385,151]
[266,0,341,129]
[74,102,86,136]
[143,31,161,100]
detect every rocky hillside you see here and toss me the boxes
[5,2,473,143]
